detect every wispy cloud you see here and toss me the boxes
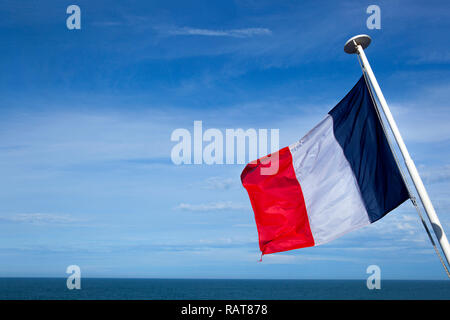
[0,213,80,225]
[0,236,256,255]
[164,26,272,38]
[176,201,248,212]
[261,253,360,264]
[409,51,450,65]
[378,77,450,143]
[419,165,450,184]
[117,157,173,166]
[203,177,236,190]
[331,211,432,250]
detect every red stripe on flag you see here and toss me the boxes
[241,147,315,255]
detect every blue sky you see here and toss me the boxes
[0,0,449,280]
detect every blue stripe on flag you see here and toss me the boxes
[328,76,409,223]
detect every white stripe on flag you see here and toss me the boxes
[289,115,370,245]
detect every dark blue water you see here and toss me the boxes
[0,278,449,300]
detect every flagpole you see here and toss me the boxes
[344,34,450,267]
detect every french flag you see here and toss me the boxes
[241,76,409,255]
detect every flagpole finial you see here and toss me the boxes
[344,34,371,54]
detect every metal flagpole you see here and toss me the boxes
[344,34,450,268]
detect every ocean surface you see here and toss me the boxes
[0,278,449,300]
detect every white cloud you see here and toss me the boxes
[261,253,359,264]
[409,51,450,64]
[387,82,450,143]
[176,201,248,212]
[204,177,235,190]
[165,27,272,38]
[0,213,80,225]
[419,165,450,184]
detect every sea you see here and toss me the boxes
[0,278,449,300]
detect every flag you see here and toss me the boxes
[241,76,409,255]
